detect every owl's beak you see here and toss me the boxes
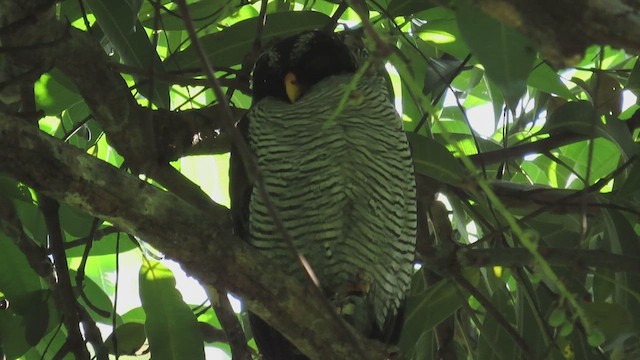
[284,72,303,103]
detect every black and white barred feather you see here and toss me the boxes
[231,30,416,359]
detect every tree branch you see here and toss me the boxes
[39,196,91,360]
[472,0,640,66]
[0,114,388,359]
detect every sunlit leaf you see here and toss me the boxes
[85,0,170,108]
[407,133,466,185]
[139,259,205,360]
[454,0,535,109]
[399,275,464,357]
[104,322,147,355]
[528,62,575,99]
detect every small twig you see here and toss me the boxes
[111,232,122,357]
[468,155,637,248]
[252,0,269,53]
[62,226,120,250]
[39,196,91,360]
[75,218,111,318]
[469,132,582,166]
[206,287,252,360]
[323,58,372,128]
[345,0,392,57]
[326,1,349,31]
[454,273,534,358]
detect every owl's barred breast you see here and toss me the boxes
[248,74,417,331]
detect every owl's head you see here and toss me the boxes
[252,30,357,103]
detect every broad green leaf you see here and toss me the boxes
[0,233,42,300]
[528,62,575,99]
[165,11,331,70]
[0,175,31,202]
[398,275,465,355]
[407,133,465,185]
[593,268,615,303]
[60,203,95,238]
[386,0,433,17]
[104,322,147,355]
[141,1,224,31]
[543,100,596,135]
[423,57,464,96]
[66,228,137,257]
[85,0,170,108]
[61,101,104,150]
[599,114,637,160]
[0,291,55,356]
[34,71,83,116]
[139,259,205,360]
[581,302,633,343]
[517,278,565,360]
[122,306,147,323]
[71,270,114,323]
[59,0,85,23]
[407,331,437,360]
[613,158,640,202]
[558,139,618,187]
[415,8,469,59]
[0,228,53,358]
[626,58,640,96]
[478,288,518,360]
[454,0,535,109]
[485,77,505,124]
[602,210,640,332]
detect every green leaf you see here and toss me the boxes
[454,0,535,109]
[104,322,147,355]
[582,301,633,343]
[626,57,640,96]
[142,1,256,31]
[543,100,596,135]
[34,71,83,116]
[478,288,518,360]
[528,62,575,99]
[85,0,170,108]
[66,228,137,257]
[399,275,464,356]
[60,203,95,238]
[0,232,42,299]
[546,101,635,160]
[386,0,433,17]
[165,11,331,70]
[139,259,205,360]
[549,308,566,327]
[415,8,469,59]
[71,270,114,323]
[423,57,464,96]
[407,133,465,185]
[0,291,57,358]
[602,210,640,332]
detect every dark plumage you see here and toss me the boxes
[230,30,417,359]
[251,31,357,102]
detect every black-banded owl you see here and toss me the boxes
[230,30,417,359]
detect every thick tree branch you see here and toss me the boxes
[0,115,388,360]
[473,0,640,66]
